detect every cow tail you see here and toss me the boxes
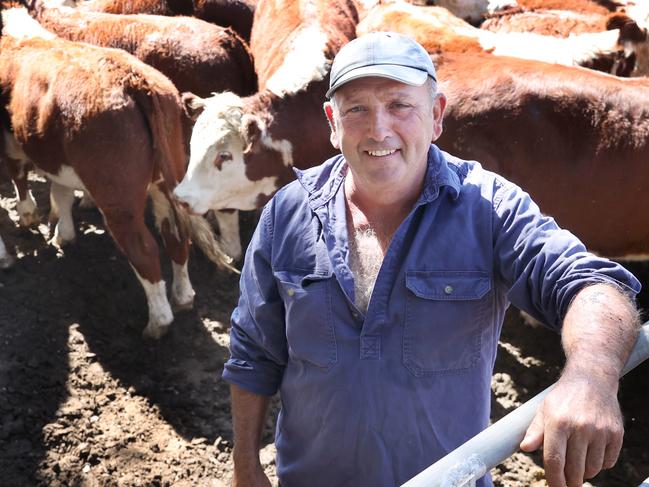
[134,84,239,273]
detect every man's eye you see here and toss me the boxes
[391,102,410,109]
[347,106,364,113]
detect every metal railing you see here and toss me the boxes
[402,322,649,487]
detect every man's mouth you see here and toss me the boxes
[366,149,397,157]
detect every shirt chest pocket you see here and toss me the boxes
[403,271,492,376]
[275,270,337,370]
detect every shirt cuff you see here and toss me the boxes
[222,358,281,396]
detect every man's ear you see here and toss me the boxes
[431,93,447,142]
[323,102,340,149]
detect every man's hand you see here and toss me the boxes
[232,460,272,487]
[230,384,272,487]
[520,368,623,486]
[520,283,639,487]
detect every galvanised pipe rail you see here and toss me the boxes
[402,322,649,487]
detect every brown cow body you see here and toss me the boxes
[435,52,649,258]
[78,0,257,41]
[177,1,649,259]
[33,5,256,97]
[0,8,231,337]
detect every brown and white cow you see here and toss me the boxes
[179,12,649,259]
[482,10,649,75]
[434,51,649,259]
[76,0,257,42]
[358,2,649,76]
[0,8,234,338]
[30,2,257,98]
[174,0,359,256]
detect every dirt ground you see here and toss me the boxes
[1,174,648,487]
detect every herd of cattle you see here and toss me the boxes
[0,0,648,337]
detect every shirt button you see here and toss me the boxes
[287,288,295,297]
[444,285,454,295]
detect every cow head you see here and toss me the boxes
[173,92,280,214]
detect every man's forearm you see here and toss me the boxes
[231,384,271,471]
[562,283,640,380]
[520,282,642,486]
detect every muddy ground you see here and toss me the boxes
[1,174,648,487]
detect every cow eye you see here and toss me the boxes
[217,151,232,162]
[214,151,233,169]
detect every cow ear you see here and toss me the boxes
[242,114,262,154]
[181,92,206,121]
[607,14,645,43]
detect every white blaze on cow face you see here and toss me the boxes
[174,92,279,213]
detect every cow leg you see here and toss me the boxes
[49,181,77,247]
[0,235,15,269]
[3,130,39,227]
[78,191,96,209]
[13,178,39,227]
[149,184,195,312]
[213,209,242,261]
[103,206,173,339]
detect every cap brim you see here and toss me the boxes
[326,64,429,98]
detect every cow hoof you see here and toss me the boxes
[0,254,16,269]
[142,323,171,340]
[52,230,77,248]
[172,296,195,313]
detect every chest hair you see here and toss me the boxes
[348,227,384,314]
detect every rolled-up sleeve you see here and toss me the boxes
[492,180,641,330]
[222,204,287,396]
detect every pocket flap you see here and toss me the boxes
[274,269,334,288]
[406,271,491,300]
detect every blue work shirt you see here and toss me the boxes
[222,145,641,487]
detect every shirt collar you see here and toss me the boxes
[293,145,461,210]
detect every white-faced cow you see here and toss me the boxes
[358,2,649,77]
[0,7,234,338]
[174,0,359,258]
[180,2,649,259]
[29,1,257,98]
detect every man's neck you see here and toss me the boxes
[344,175,421,251]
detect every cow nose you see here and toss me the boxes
[173,191,197,214]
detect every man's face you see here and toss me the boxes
[325,76,446,195]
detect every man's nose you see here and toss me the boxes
[366,108,391,142]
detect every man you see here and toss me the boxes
[223,32,641,487]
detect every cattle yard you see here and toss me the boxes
[2,0,649,485]
[1,176,648,486]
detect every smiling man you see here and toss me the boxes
[223,32,641,487]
